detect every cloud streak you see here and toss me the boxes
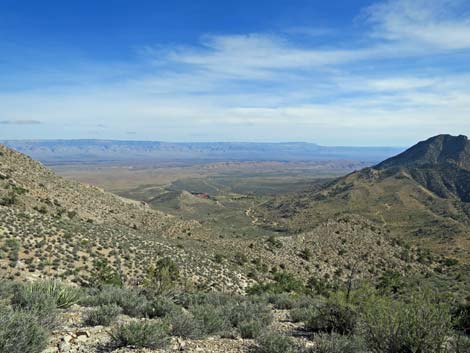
[1,0,470,145]
[0,120,42,125]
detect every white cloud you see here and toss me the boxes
[364,0,470,50]
[2,0,470,145]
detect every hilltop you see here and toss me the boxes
[254,134,470,262]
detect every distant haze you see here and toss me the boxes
[1,139,404,164]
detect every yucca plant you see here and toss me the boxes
[21,280,81,309]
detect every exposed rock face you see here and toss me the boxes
[375,134,470,201]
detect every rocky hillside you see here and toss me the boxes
[0,144,247,290]
[254,135,470,262]
[0,144,434,291]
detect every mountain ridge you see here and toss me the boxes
[1,139,404,164]
[254,134,470,262]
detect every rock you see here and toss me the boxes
[61,335,73,343]
[58,341,71,352]
[75,335,88,343]
[76,330,91,338]
[42,348,58,353]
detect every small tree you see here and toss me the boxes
[91,259,123,287]
[144,257,180,294]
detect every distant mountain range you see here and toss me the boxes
[256,134,470,262]
[0,139,404,164]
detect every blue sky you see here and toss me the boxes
[1,0,470,146]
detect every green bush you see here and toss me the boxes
[227,300,273,330]
[110,321,170,349]
[144,257,180,294]
[146,297,181,318]
[191,304,230,336]
[166,311,202,339]
[0,280,15,300]
[239,319,263,339]
[308,333,365,353]
[305,297,357,335]
[306,276,337,296]
[289,295,318,323]
[11,284,58,329]
[453,302,470,335]
[84,304,121,326]
[0,307,49,353]
[448,335,470,353]
[248,272,304,295]
[290,307,311,323]
[256,333,298,353]
[268,293,297,309]
[360,292,451,353]
[81,285,150,318]
[178,291,241,308]
[91,259,123,287]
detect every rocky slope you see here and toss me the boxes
[254,134,470,262]
[0,144,432,290]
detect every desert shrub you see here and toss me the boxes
[178,291,240,308]
[305,296,357,335]
[290,307,311,323]
[166,310,202,339]
[91,259,123,287]
[0,280,15,300]
[227,300,273,329]
[110,321,170,349]
[146,296,181,318]
[289,296,318,323]
[376,271,406,296]
[239,319,263,339]
[11,284,58,329]
[190,304,230,336]
[268,293,297,309]
[448,335,470,353]
[256,333,298,353]
[144,257,180,294]
[266,235,283,249]
[81,285,149,317]
[248,272,304,295]
[306,276,337,296]
[308,333,365,353]
[0,307,49,353]
[84,304,121,326]
[360,292,451,353]
[452,302,470,335]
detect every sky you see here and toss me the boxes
[1,0,470,146]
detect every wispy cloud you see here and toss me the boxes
[1,0,470,145]
[363,0,470,50]
[0,119,42,125]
